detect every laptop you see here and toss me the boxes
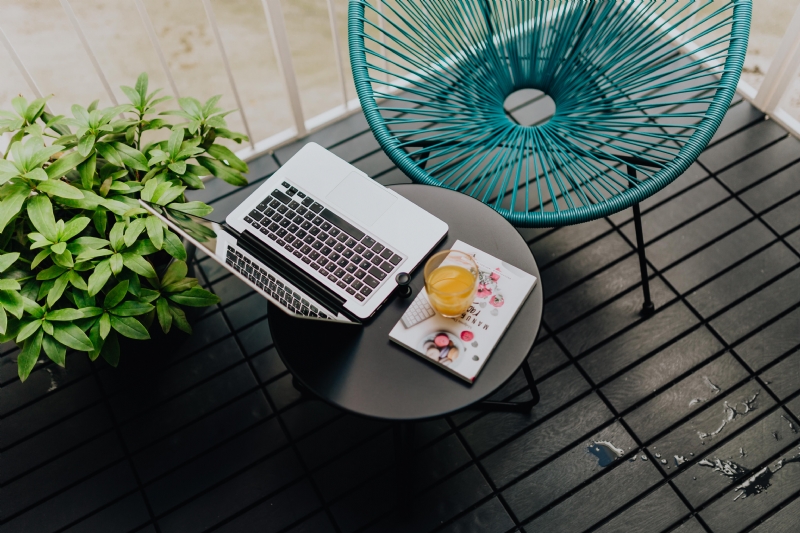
[142,143,449,324]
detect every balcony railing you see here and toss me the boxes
[0,0,798,164]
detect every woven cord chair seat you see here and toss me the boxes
[348,0,751,227]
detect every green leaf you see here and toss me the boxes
[17,329,43,381]
[146,216,163,250]
[136,72,149,101]
[92,207,107,235]
[99,312,111,339]
[88,260,111,296]
[31,249,49,269]
[169,304,192,333]
[37,179,84,200]
[124,218,147,247]
[46,307,85,321]
[100,330,120,367]
[164,261,189,288]
[104,280,129,309]
[52,322,94,351]
[0,279,20,290]
[140,177,158,202]
[68,270,88,290]
[52,249,73,269]
[166,201,213,217]
[109,221,125,251]
[42,335,66,366]
[0,186,30,234]
[168,161,186,175]
[167,287,219,307]
[78,152,96,190]
[153,184,186,206]
[50,241,67,255]
[121,253,156,279]
[113,143,148,171]
[109,300,154,316]
[0,289,24,318]
[196,156,247,186]
[23,296,44,318]
[45,151,87,179]
[0,252,20,273]
[87,319,102,361]
[162,278,197,293]
[121,85,140,107]
[127,239,158,256]
[110,253,123,275]
[0,307,6,335]
[17,319,42,343]
[24,168,48,181]
[78,133,95,157]
[156,297,172,333]
[167,128,184,159]
[47,272,69,307]
[27,194,58,241]
[163,230,187,261]
[110,314,150,340]
[36,264,66,280]
[60,217,90,241]
[95,142,123,167]
[78,306,103,318]
[206,144,248,172]
[42,320,53,336]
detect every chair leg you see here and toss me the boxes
[477,362,540,413]
[627,165,655,317]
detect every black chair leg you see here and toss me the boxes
[477,362,540,413]
[627,165,655,317]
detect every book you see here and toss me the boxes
[389,240,537,383]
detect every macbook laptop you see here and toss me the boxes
[143,143,449,323]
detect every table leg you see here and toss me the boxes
[477,362,540,413]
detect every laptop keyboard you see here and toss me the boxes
[226,248,331,320]
[243,181,404,303]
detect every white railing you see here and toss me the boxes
[0,1,798,165]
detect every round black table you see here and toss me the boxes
[268,184,543,421]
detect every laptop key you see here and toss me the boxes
[311,263,321,270]
[304,236,315,244]
[260,228,268,235]
[310,251,320,260]
[268,223,279,232]
[326,263,336,272]
[288,224,299,233]
[352,280,364,290]
[277,204,288,214]
[301,221,312,231]
[293,215,304,224]
[301,245,312,254]
[361,236,376,248]
[345,238,357,248]
[342,249,354,259]
[276,239,286,246]
[320,246,331,256]
[363,250,375,260]
[329,252,341,262]
[336,233,348,243]
[302,256,311,264]
[372,243,385,253]
[249,210,264,221]
[271,189,291,204]
[264,208,275,217]
[294,251,303,259]
[287,187,298,196]
[304,211,315,220]
[380,261,393,273]
[321,222,332,231]
[269,198,281,208]
[390,254,402,265]
[346,287,355,295]
[354,244,366,254]
[309,227,320,236]
[318,257,329,266]
[279,219,290,228]
[297,206,308,215]
[320,208,365,240]
[337,281,347,290]
[329,227,340,237]
[360,286,373,296]
[344,274,354,284]
[302,197,314,207]
[368,266,387,281]
[371,255,382,265]
[244,216,254,224]
[285,234,295,243]
[325,237,337,247]
[354,269,366,279]
[277,228,287,237]
[311,241,323,250]
[334,243,345,253]
[282,181,290,188]
[364,275,379,288]
[328,274,337,283]
[313,216,324,226]
[292,239,303,249]
[356,293,365,302]
[296,230,307,239]
[380,248,393,260]
[337,258,348,268]
[310,202,323,213]
[288,200,300,210]
[284,243,293,251]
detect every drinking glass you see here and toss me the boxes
[424,250,479,317]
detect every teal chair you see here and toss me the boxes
[349,0,751,314]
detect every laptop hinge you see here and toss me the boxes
[237,230,354,320]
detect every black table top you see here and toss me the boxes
[268,184,543,421]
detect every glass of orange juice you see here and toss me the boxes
[424,250,479,317]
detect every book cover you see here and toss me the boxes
[389,240,537,383]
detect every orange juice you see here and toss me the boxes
[426,265,477,317]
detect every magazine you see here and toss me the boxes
[389,240,537,383]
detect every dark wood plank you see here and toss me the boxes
[717,135,800,192]
[736,307,800,371]
[663,220,775,294]
[699,120,787,173]
[214,480,321,533]
[593,484,689,533]
[709,267,800,344]
[750,494,800,533]
[520,453,663,532]
[481,393,613,487]
[580,302,700,383]
[672,408,799,508]
[502,421,639,522]
[437,497,515,533]
[625,354,750,442]
[706,102,765,146]
[688,244,798,320]
[529,218,613,269]
[761,351,800,401]
[741,163,800,214]
[602,327,723,413]
[558,278,677,357]
[61,493,150,533]
[763,195,800,235]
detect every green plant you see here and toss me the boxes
[0,73,249,381]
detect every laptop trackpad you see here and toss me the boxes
[326,172,396,227]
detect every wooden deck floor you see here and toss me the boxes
[2,94,800,533]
